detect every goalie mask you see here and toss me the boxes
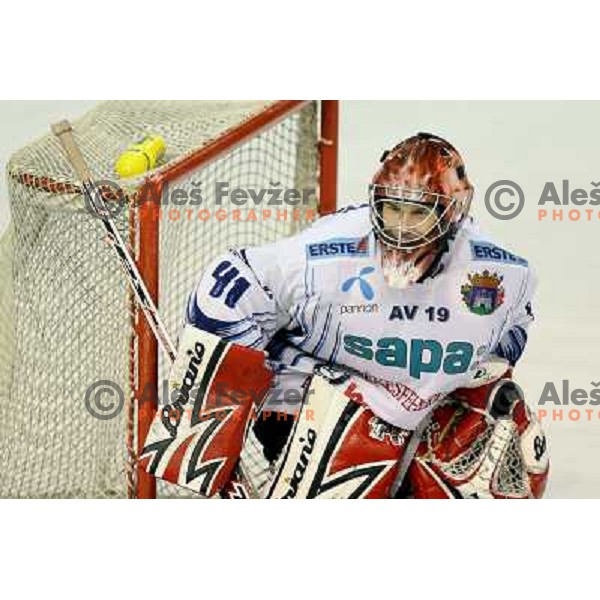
[369,132,474,288]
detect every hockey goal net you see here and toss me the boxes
[0,100,338,498]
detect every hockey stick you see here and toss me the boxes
[51,120,177,362]
[389,413,431,498]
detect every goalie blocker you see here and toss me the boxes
[140,326,549,499]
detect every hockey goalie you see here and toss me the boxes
[140,132,549,499]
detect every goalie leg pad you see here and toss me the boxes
[139,325,273,497]
[265,373,412,499]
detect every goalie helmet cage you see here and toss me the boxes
[0,100,338,499]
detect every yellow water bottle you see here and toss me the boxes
[114,135,166,179]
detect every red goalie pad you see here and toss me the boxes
[139,327,273,497]
[406,379,549,499]
[265,371,412,499]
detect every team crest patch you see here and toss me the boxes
[461,270,505,316]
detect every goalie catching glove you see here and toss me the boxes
[403,378,549,499]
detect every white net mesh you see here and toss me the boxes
[0,100,321,498]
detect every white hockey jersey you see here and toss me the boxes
[186,203,536,429]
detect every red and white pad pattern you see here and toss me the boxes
[139,326,272,497]
[266,375,410,499]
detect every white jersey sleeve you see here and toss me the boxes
[185,247,289,350]
[492,264,537,366]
